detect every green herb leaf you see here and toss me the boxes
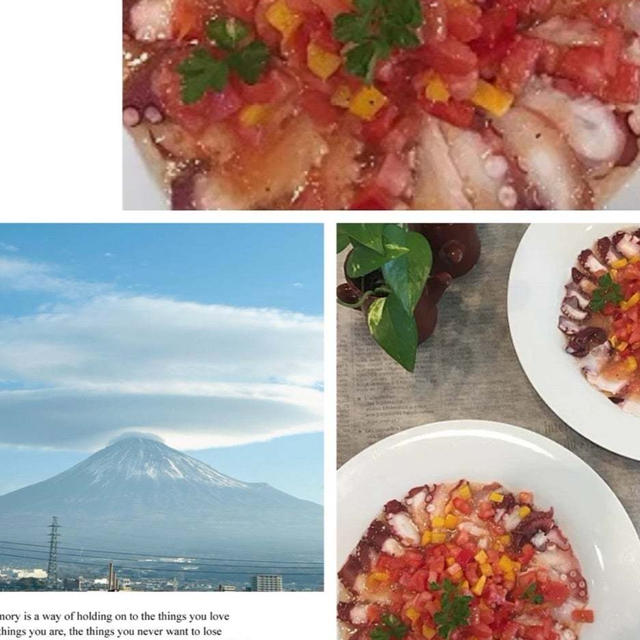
[333,0,423,82]
[368,293,418,371]
[178,48,229,104]
[432,579,472,639]
[206,16,250,50]
[228,40,270,84]
[340,223,385,254]
[380,614,408,639]
[369,629,390,640]
[346,241,409,278]
[521,582,545,605]
[589,273,623,312]
[381,225,432,315]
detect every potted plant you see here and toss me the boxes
[337,223,480,371]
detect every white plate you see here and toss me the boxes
[508,223,640,460]
[338,420,640,639]
[122,130,640,211]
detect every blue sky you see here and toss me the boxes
[0,225,324,503]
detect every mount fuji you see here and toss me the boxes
[0,436,323,566]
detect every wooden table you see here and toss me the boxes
[337,223,640,531]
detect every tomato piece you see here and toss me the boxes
[500,621,520,640]
[469,623,493,639]
[237,68,294,104]
[519,543,535,565]
[453,497,473,515]
[222,0,258,21]
[421,98,475,128]
[556,47,608,96]
[456,547,475,566]
[447,5,483,43]
[605,61,640,103]
[404,567,430,592]
[539,579,570,606]
[477,500,495,520]
[362,105,400,144]
[602,26,624,77]
[423,37,479,75]
[299,89,340,127]
[498,36,544,93]
[572,609,595,623]
[350,185,392,210]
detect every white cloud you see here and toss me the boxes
[0,243,18,253]
[0,259,323,451]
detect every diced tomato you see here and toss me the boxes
[602,26,624,77]
[539,579,570,606]
[171,0,211,39]
[221,0,258,21]
[477,6,518,49]
[423,38,479,75]
[349,185,392,210]
[362,105,400,144]
[500,621,521,640]
[442,70,479,100]
[310,0,350,20]
[572,608,595,623]
[469,623,494,638]
[478,500,495,520]
[586,0,620,26]
[519,543,535,566]
[447,5,483,43]
[556,47,608,96]
[367,604,382,624]
[538,41,560,75]
[421,98,475,128]
[404,567,430,592]
[603,301,618,315]
[421,0,448,42]
[605,61,640,103]
[299,89,340,126]
[237,68,294,104]
[497,36,544,93]
[456,547,475,566]
[453,497,473,515]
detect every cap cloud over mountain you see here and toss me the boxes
[0,436,322,561]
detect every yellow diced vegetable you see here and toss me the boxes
[519,506,531,519]
[424,74,450,103]
[266,0,303,40]
[631,256,640,264]
[471,574,487,596]
[617,341,629,352]
[480,562,493,577]
[431,531,447,544]
[406,607,420,623]
[421,530,432,546]
[457,483,472,500]
[610,334,619,347]
[238,103,270,127]
[446,556,455,567]
[369,571,389,582]
[626,356,638,372]
[471,80,514,117]
[461,580,470,591]
[331,84,352,108]
[445,514,458,529]
[627,292,640,308]
[474,550,488,564]
[489,492,504,503]
[612,257,629,269]
[431,516,445,528]
[349,85,388,121]
[307,42,342,81]
[499,534,511,546]
[498,554,513,573]
[422,626,437,640]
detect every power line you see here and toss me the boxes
[0,540,322,566]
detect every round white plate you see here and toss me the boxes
[122,130,640,211]
[508,223,640,460]
[338,420,640,640]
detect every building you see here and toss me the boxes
[63,577,81,591]
[251,575,283,592]
[217,584,236,591]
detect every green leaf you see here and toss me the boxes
[333,13,369,43]
[346,241,409,278]
[177,49,229,104]
[337,227,350,253]
[370,629,390,640]
[368,293,418,371]
[228,40,270,84]
[341,223,385,254]
[344,40,378,80]
[381,226,432,314]
[206,17,250,50]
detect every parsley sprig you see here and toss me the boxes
[589,273,623,312]
[333,0,423,83]
[429,579,472,639]
[178,17,270,104]
[521,582,544,605]
[369,614,409,640]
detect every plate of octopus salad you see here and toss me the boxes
[339,480,594,640]
[123,0,640,210]
[508,224,640,461]
[338,421,640,640]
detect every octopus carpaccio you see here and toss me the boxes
[558,228,640,414]
[338,481,594,640]
[123,0,640,210]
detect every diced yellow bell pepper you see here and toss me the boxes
[489,492,504,503]
[480,562,493,577]
[631,256,640,264]
[498,554,513,573]
[445,514,458,529]
[626,356,638,372]
[422,625,437,640]
[610,268,619,280]
[446,556,455,567]
[627,292,640,308]
[238,103,270,127]
[369,571,389,582]
[349,85,388,121]
[460,580,470,591]
[457,483,472,500]
[610,334,619,347]
[431,516,445,528]
[406,607,420,623]
[471,574,487,596]
[499,534,511,546]
[474,550,488,564]
[424,73,450,103]
[421,530,432,546]
[331,85,352,108]
[471,80,514,117]
[519,505,531,519]
[431,531,447,544]
[612,257,629,269]
[266,0,303,41]
[307,42,342,81]
[617,341,629,352]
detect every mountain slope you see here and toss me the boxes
[0,437,322,561]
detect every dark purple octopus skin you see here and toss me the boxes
[123,53,166,128]
[511,508,554,551]
[566,327,608,358]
